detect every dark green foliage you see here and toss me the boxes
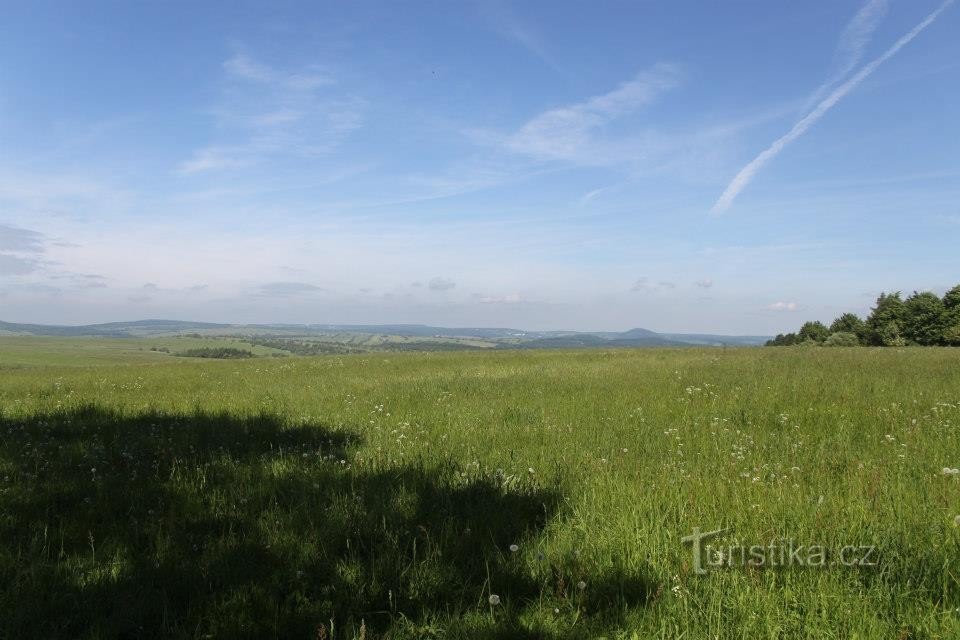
[943,285,960,310]
[866,292,907,346]
[829,313,865,343]
[944,322,960,346]
[768,284,960,347]
[766,333,801,346]
[249,337,359,355]
[824,332,860,347]
[903,291,947,346]
[798,321,829,343]
[938,285,960,347]
[177,347,254,359]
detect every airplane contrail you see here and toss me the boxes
[711,0,954,215]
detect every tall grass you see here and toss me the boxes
[1,345,959,638]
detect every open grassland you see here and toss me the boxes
[1,342,959,638]
[0,336,289,367]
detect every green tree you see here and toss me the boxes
[829,313,865,344]
[942,284,960,345]
[824,332,860,347]
[798,321,829,343]
[903,291,947,345]
[766,333,801,346]
[943,323,960,346]
[942,284,960,310]
[866,292,906,346]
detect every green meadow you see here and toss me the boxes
[1,339,959,638]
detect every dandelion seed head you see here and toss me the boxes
[488,594,501,606]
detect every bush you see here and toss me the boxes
[824,332,860,347]
[176,347,254,359]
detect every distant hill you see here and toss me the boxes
[0,319,229,337]
[0,319,770,347]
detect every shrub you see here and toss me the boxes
[824,332,860,347]
[176,347,254,359]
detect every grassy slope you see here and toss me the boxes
[0,336,288,367]
[1,345,959,638]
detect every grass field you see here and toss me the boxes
[1,339,959,638]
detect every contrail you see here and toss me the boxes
[711,0,954,214]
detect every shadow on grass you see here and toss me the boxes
[0,406,652,639]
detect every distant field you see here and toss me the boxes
[1,342,959,638]
[0,336,289,367]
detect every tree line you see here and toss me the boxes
[766,285,960,347]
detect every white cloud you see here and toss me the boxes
[695,279,714,289]
[712,0,954,213]
[767,301,799,312]
[506,64,681,161]
[805,0,889,109]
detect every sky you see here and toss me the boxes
[1,0,958,334]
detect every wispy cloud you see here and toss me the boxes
[475,293,524,304]
[428,277,456,291]
[179,54,362,174]
[482,3,558,70]
[805,0,889,109]
[255,281,325,297]
[579,187,610,205]
[505,64,681,162]
[0,254,39,275]
[712,0,954,214]
[0,224,45,253]
[630,277,677,293]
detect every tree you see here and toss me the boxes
[903,291,947,345]
[824,332,860,347]
[866,292,906,346]
[944,323,960,346]
[943,284,960,311]
[798,321,829,343]
[829,313,865,344]
[943,284,960,345]
[765,333,801,346]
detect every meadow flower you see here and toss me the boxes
[488,594,501,605]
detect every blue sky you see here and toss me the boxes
[1,0,958,333]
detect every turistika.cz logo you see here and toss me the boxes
[681,527,878,576]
